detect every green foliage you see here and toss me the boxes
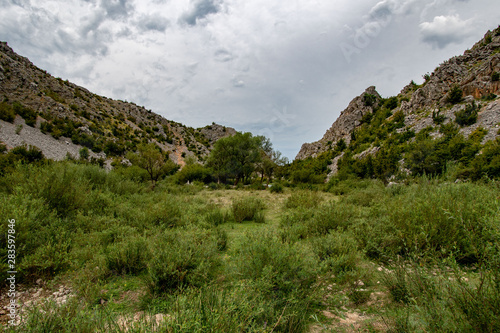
[283,190,322,209]
[105,236,149,275]
[231,197,265,223]
[175,163,212,184]
[79,147,89,160]
[363,93,377,107]
[127,143,178,187]
[455,102,478,126]
[447,85,463,104]
[0,101,15,122]
[383,96,399,110]
[234,231,318,324]
[146,230,221,295]
[311,232,361,276]
[432,109,446,124]
[9,145,45,164]
[45,90,65,103]
[492,71,500,82]
[269,182,284,193]
[13,102,37,127]
[207,132,263,184]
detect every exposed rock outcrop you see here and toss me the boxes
[296,86,381,160]
[296,28,500,174]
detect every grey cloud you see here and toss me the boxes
[232,78,245,88]
[80,11,106,37]
[100,0,134,19]
[180,0,221,26]
[214,49,233,62]
[136,14,169,32]
[420,15,472,49]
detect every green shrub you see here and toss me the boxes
[231,197,265,223]
[363,182,500,263]
[13,102,37,126]
[283,190,322,209]
[79,147,89,160]
[146,230,221,294]
[9,145,45,164]
[383,96,399,110]
[492,71,500,82]
[269,182,284,193]
[0,102,15,122]
[363,93,377,107]
[19,232,72,281]
[234,231,318,310]
[311,232,361,275]
[308,201,361,236]
[105,236,149,275]
[204,208,231,226]
[455,102,478,126]
[447,85,463,104]
[147,200,183,229]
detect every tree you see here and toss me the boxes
[207,132,262,184]
[127,143,178,188]
[255,136,288,185]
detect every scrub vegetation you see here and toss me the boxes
[1,151,499,332]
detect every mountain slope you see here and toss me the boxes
[0,42,235,166]
[296,27,500,179]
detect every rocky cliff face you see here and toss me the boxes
[295,86,381,160]
[296,28,500,165]
[0,42,235,165]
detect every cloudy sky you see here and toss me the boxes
[0,0,498,159]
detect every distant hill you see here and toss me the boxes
[296,26,500,180]
[0,42,236,166]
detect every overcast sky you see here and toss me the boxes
[1,0,498,159]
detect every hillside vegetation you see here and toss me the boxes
[0,159,499,332]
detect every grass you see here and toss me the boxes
[1,162,499,332]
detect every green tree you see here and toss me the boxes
[207,132,262,184]
[254,136,288,185]
[127,143,177,188]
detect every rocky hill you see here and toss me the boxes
[296,27,500,179]
[0,42,235,166]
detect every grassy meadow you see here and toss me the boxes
[1,161,500,332]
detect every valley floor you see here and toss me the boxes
[1,162,499,332]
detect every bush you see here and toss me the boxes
[269,182,283,193]
[447,85,463,104]
[10,145,45,164]
[231,197,265,223]
[13,102,37,126]
[363,93,377,107]
[283,190,322,209]
[19,233,72,280]
[455,102,478,126]
[204,208,231,226]
[0,102,15,122]
[362,182,500,263]
[492,72,500,82]
[175,163,212,184]
[105,236,149,275]
[384,96,398,110]
[146,230,221,295]
[311,232,362,276]
[234,232,318,315]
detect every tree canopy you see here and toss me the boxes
[127,143,178,188]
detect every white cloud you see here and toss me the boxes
[419,14,473,49]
